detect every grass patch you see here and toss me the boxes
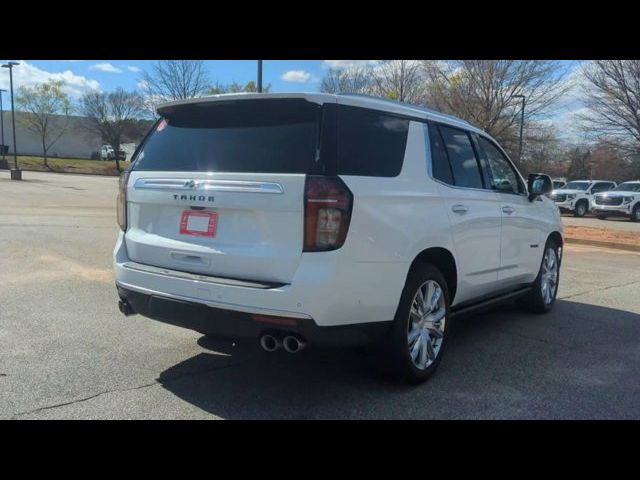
[9,156,130,176]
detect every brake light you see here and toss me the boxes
[304,176,353,251]
[117,170,130,231]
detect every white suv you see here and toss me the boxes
[592,181,640,221]
[114,93,563,383]
[550,180,617,217]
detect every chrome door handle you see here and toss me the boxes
[451,204,468,214]
[502,206,515,215]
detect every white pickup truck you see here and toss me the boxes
[549,180,617,217]
[592,181,640,221]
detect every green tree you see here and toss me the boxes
[16,80,73,169]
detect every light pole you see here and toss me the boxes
[257,60,263,93]
[0,88,6,164]
[513,94,526,168]
[2,62,20,180]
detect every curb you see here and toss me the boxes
[565,237,640,253]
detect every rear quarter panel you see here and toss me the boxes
[339,121,457,304]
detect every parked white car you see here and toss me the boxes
[550,180,617,217]
[100,145,115,160]
[552,179,566,190]
[592,181,640,221]
[113,93,563,383]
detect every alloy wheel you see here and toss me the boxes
[407,280,446,370]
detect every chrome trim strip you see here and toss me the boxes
[116,280,312,320]
[134,178,284,194]
[121,261,284,289]
[467,264,518,276]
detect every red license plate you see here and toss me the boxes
[179,211,218,237]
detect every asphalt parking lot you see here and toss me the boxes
[2,171,640,419]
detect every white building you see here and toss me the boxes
[0,111,148,160]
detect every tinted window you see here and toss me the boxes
[336,105,409,177]
[614,182,640,192]
[439,126,483,189]
[133,99,321,173]
[564,181,590,190]
[478,136,523,194]
[428,123,454,184]
[591,182,614,193]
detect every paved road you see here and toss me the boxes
[2,171,640,419]
[562,214,640,232]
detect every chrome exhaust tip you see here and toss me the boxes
[259,334,281,352]
[283,335,306,353]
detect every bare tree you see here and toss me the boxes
[372,60,424,103]
[141,60,210,116]
[208,80,272,94]
[16,80,73,169]
[81,88,146,172]
[142,60,210,100]
[519,123,565,176]
[421,60,570,157]
[579,60,640,157]
[319,66,374,94]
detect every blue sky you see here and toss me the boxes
[0,60,333,95]
[0,59,584,140]
[0,59,580,94]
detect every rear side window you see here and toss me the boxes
[132,99,321,173]
[428,123,454,184]
[438,125,483,189]
[336,105,409,177]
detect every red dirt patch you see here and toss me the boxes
[565,225,640,247]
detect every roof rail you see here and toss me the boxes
[336,92,473,126]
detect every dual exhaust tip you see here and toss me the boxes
[260,334,306,353]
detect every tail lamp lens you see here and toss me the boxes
[117,170,130,231]
[304,176,353,251]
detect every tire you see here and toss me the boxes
[574,201,588,217]
[632,205,640,222]
[380,264,450,384]
[521,239,560,314]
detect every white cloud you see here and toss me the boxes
[0,60,100,97]
[136,79,150,90]
[125,65,142,73]
[90,62,122,73]
[281,70,313,83]
[323,60,380,69]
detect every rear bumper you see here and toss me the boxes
[117,285,391,348]
[113,231,407,340]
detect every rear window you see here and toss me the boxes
[132,99,321,173]
[132,100,409,177]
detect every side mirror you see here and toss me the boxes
[527,173,552,201]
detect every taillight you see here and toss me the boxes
[117,170,130,231]
[304,176,353,252]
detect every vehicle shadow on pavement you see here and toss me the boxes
[156,299,640,419]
